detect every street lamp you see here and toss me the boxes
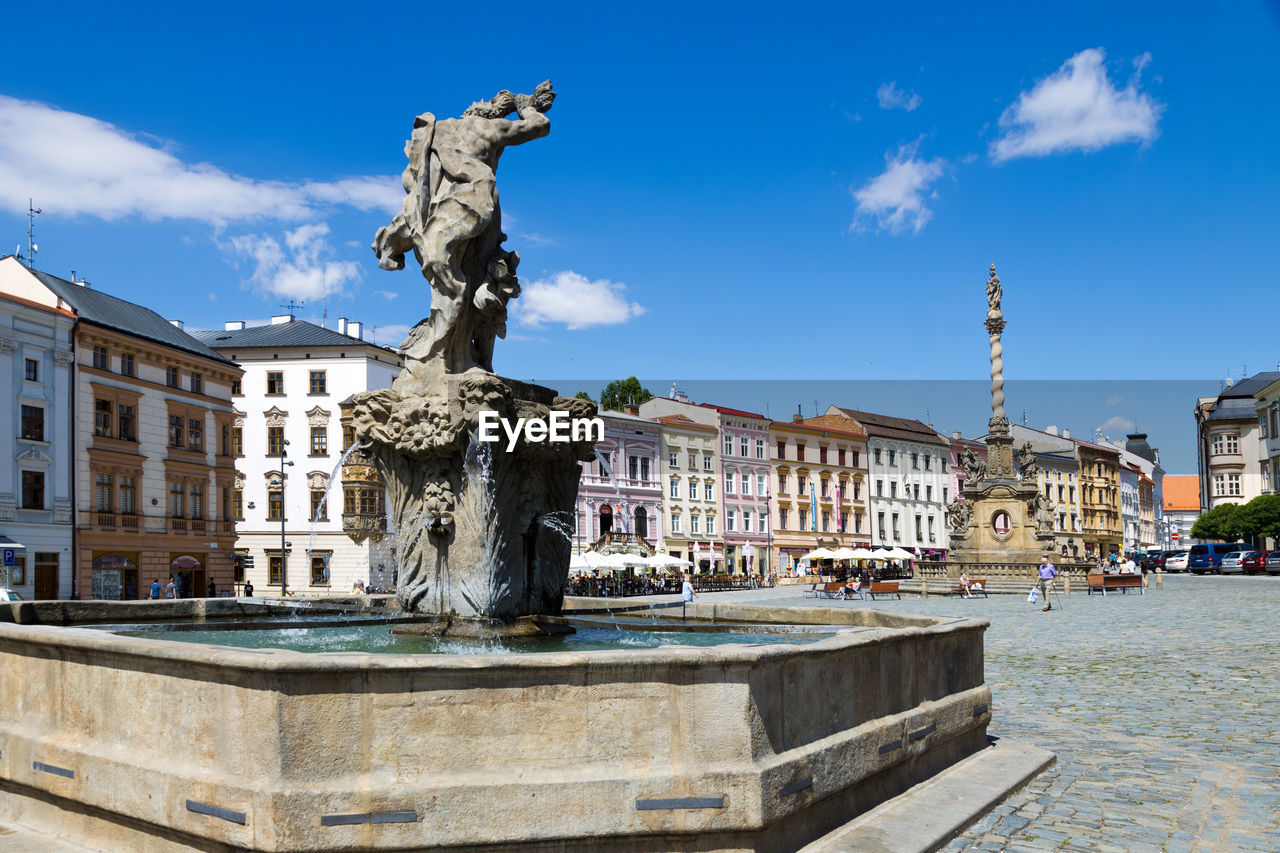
[281,440,294,597]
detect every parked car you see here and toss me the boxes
[1241,551,1268,574]
[1218,551,1247,574]
[1267,551,1280,574]
[1188,542,1249,574]
[0,588,23,601]
[1164,551,1190,571]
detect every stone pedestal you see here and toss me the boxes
[349,370,596,627]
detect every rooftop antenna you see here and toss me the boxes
[23,199,42,268]
[321,269,328,328]
[279,299,305,318]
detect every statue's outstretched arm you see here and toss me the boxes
[489,107,551,147]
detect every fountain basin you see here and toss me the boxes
[0,600,990,852]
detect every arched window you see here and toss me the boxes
[599,503,614,536]
[635,506,648,538]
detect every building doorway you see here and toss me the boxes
[599,504,613,536]
[170,554,205,599]
[634,506,648,539]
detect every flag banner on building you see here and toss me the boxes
[835,480,844,530]
[809,482,818,531]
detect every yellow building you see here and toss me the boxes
[1077,441,1123,559]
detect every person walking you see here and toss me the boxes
[149,578,162,600]
[164,576,176,599]
[681,573,697,619]
[1037,556,1057,612]
[244,580,254,598]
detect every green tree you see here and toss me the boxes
[1231,494,1280,545]
[1190,502,1239,541]
[599,376,653,412]
[573,390,595,404]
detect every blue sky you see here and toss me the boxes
[2,1,1276,469]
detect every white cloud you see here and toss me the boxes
[517,271,646,329]
[876,82,921,112]
[991,48,1163,162]
[1099,415,1134,435]
[221,223,361,301]
[1104,395,1125,407]
[0,94,400,223]
[518,232,559,247]
[373,290,399,301]
[852,144,946,235]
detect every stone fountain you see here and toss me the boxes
[349,81,596,635]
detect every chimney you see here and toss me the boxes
[270,314,293,325]
[337,317,348,335]
[792,413,804,423]
[951,431,962,440]
[348,321,363,340]
[224,320,245,331]
[623,403,639,415]
[1224,377,1234,388]
[1062,428,1070,439]
[170,319,184,330]
[1045,425,1058,436]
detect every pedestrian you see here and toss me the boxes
[959,572,973,599]
[164,576,176,599]
[1037,556,1057,612]
[208,580,217,597]
[244,580,254,598]
[681,573,697,618]
[149,578,162,600]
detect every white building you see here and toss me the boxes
[1195,372,1277,511]
[829,407,950,558]
[192,316,401,594]
[1254,371,1280,500]
[650,413,721,570]
[1118,464,1140,552]
[0,260,76,597]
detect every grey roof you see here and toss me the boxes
[189,319,392,352]
[1204,372,1279,422]
[1219,372,1279,399]
[1124,433,1158,464]
[32,269,237,367]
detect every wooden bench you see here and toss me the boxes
[1086,573,1144,596]
[804,580,837,598]
[951,578,988,598]
[867,581,900,600]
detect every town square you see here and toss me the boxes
[1,2,1278,851]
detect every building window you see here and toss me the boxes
[688,481,698,500]
[725,472,735,493]
[727,510,737,532]
[855,512,863,533]
[877,511,886,539]
[874,448,882,464]
[889,450,896,466]
[21,471,44,509]
[851,451,860,467]
[853,481,861,499]
[796,443,806,462]
[820,478,829,498]
[309,371,327,394]
[267,426,285,457]
[778,473,788,494]
[798,475,807,494]
[742,437,750,456]
[758,513,767,533]
[798,509,808,530]
[821,510,830,532]
[704,483,713,501]
[190,372,202,394]
[913,484,920,500]
[232,427,243,455]
[24,358,38,381]
[912,452,919,468]
[742,509,752,531]
[724,436,733,456]
[1227,473,1242,496]
[670,479,679,499]
[819,445,828,464]
[703,454,712,471]
[779,509,788,530]
[269,555,283,585]
[671,513,682,534]
[777,441,786,459]
[168,414,184,448]
[926,484,933,502]
[669,451,678,467]
[189,484,203,519]
[232,487,243,519]
[928,516,936,540]
[924,455,932,470]
[93,345,108,369]
[166,365,179,387]
[114,352,132,377]
[21,405,45,441]
[267,488,284,521]
[838,448,846,466]
[311,555,330,586]
[311,427,328,456]
[690,514,701,535]
[267,371,284,395]
[876,479,884,497]
[231,378,242,395]
[756,439,765,459]
[311,489,328,521]
[118,404,136,441]
[187,417,203,452]
[168,482,184,518]
[915,514,923,539]
[92,400,112,437]
[890,482,898,498]
[706,516,715,535]
[686,452,696,470]
[95,473,112,512]
[892,512,900,539]
[119,476,135,514]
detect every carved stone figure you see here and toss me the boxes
[1016,442,1038,482]
[350,84,596,634]
[1032,491,1055,539]
[960,448,987,486]
[947,499,972,539]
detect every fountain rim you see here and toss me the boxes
[0,614,989,675]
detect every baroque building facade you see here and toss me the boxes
[1195,372,1277,511]
[574,409,662,554]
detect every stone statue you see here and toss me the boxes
[1032,491,1055,538]
[351,84,597,635]
[985,263,1002,315]
[1016,442,1038,482]
[960,448,987,486]
[947,498,972,539]
[374,81,555,390]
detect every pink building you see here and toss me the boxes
[575,410,662,552]
[701,404,772,574]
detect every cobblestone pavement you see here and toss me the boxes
[635,574,1280,852]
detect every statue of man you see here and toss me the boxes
[947,498,972,537]
[374,81,555,377]
[986,264,1002,314]
[961,448,987,485]
[1016,442,1038,481]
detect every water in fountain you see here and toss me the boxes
[452,434,509,618]
[303,441,364,586]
